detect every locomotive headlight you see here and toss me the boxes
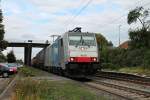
[93,58,97,61]
[70,57,74,61]
[91,57,97,62]
[81,47,84,51]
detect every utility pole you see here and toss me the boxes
[50,35,60,42]
[119,25,121,46]
[12,47,14,52]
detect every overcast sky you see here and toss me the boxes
[1,0,150,60]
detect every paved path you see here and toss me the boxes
[32,74,71,81]
[0,77,10,94]
[0,77,12,100]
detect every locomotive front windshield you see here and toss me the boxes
[69,34,96,46]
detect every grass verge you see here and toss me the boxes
[118,67,150,76]
[18,66,50,77]
[103,66,150,76]
[11,78,107,100]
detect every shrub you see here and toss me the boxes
[100,47,150,69]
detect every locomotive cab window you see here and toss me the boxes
[69,35,82,46]
[69,34,96,46]
[82,36,96,46]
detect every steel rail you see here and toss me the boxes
[96,72,150,86]
[93,80,150,98]
[84,82,134,100]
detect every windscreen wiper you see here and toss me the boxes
[75,40,82,47]
[82,40,90,47]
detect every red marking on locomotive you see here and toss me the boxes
[69,57,97,62]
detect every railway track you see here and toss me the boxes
[96,71,150,86]
[84,82,133,100]
[84,79,150,100]
[83,71,150,100]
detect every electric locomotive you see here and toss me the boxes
[33,27,100,78]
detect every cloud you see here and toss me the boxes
[29,0,106,13]
[1,0,150,60]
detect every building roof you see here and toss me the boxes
[119,41,129,49]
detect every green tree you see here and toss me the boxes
[127,6,150,30]
[0,52,6,62]
[0,9,4,42]
[16,59,23,64]
[128,7,150,48]
[101,6,150,69]
[96,33,112,50]
[95,33,114,68]
[129,29,150,48]
[7,51,16,63]
[0,9,7,51]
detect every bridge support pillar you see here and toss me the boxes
[24,45,32,66]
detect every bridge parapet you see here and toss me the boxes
[6,39,50,44]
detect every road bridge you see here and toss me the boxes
[7,40,50,66]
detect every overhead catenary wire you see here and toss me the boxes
[65,0,93,29]
[97,1,150,29]
[69,0,93,22]
[88,0,149,27]
[63,0,85,24]
[63,0,150,32]
[67,0,143,28]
